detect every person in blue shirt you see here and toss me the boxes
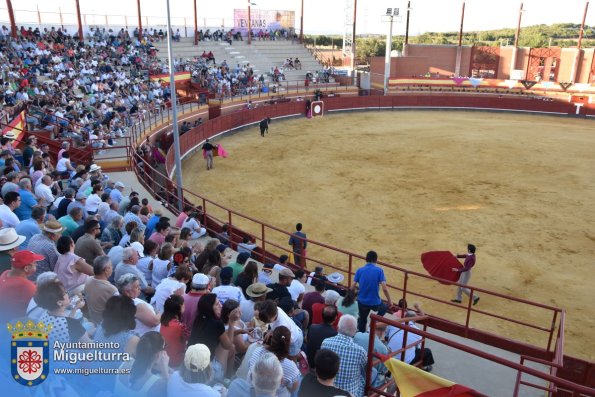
[14,178,38,221]
[15,207,45,248]
[352,250,393,333]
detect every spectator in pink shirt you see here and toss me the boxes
[175,205,192,228]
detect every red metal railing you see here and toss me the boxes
[123,94,595,365]
[365,314,595,397]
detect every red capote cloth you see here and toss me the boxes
[421,251,462,284]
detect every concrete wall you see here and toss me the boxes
[403,44,464,76]
[375,44,594,83]
[576,49,594,83]
[558,49,578,82]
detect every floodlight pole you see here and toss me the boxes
[510,2,523,78]
[247,1,252,45]
[404,1,411,54]
[300,0,304,43]
[454,1,465,77]
[193,0,198,45]
[75,0,84,43]
[6,0,17,39]
[571,1,589,82]
[165,0,184,211]
[384,14,394,95]
[351,0,358,71]
[137,0,143,40]
[577,1,589,50]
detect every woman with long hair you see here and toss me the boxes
[221,299,252,354]
[160,294,189,368]
[182,211,207,240]
[193,238,219,272]
[337,288,359,319]
[202,249,222,286]
[114,331,169,397]
[188,293,240,380]
[235,260,259,298]
[94,295,140,355]
[249,326,300,396]
[152,243,174,287]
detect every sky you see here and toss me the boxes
[2,0,593,36]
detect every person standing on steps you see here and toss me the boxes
[451,244,480,306]
[202,139,214,170]
[352,250,392,333]
[288,223,307,267]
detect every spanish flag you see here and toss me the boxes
[2,110,26,145]
[384,357,486,397]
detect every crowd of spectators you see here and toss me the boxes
[0,159,433,396]
[0,23,431,397]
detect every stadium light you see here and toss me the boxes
[383,7,400,95]
[165,0,184,211]
[247,1,257,45]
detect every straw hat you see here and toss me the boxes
[246,283,273,298]
[42,220,64,234]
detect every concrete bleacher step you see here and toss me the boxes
[153,39,323,86]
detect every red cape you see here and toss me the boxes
[421,251,462,284]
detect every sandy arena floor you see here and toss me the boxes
[183,110,595,359]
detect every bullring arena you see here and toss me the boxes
[183,110,595,360]
[2,0,595,395]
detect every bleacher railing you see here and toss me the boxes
[123,94,595,368]
[365,314,595,397]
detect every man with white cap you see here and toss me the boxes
[0,228,26,273]
[110,181,125,203]
[0,250,44,321]
[67,191,88,222]
[183,273,212,329]
[27,220,63,279]
[167,344,220,395]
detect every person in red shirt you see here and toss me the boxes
[310,290,342,329]
[160,294,189,368]
[0,250,43,321]
[302,278,326,326]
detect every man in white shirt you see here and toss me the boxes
[212,266,244,304]
[0,191,21,228]
[85,185,103,215]
[259,299,304,357]
[272,254,290,272]
[287,269,306,303]
[385,319,435,371]
[34,175,55,208]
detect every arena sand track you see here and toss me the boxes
[183,110,595,359]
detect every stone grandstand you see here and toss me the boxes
[152,37,329,87]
